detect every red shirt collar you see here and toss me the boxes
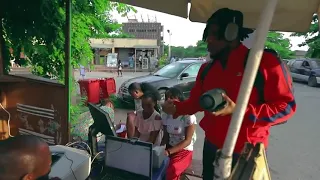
[229,43,248,58]
[214,43,248,67]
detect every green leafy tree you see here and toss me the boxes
[265,31,294,59]
[292,15,319,58]
[1,0,136,127]
[164,40,207,58]
[192,40,207,57]
[1,0,135,79]
[164,32,293,59]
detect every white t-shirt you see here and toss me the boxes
[134,99,143,112]
[161,113,197,151]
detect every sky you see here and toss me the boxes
[112,7,309,51]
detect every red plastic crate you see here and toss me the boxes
[78,79,100,104]
[99,78,116,99]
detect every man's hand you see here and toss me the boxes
[212,94,236,116]
[164,150,169,156]
[162,100,176,115]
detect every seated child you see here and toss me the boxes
[71,98,115,141]
[126,82,161,138]
[133,91,162,145]
[161,88,197,180]
[99,98,115,122]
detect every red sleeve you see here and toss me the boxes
[173,63,207,118]
[244,53,296,127]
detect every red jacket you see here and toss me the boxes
[173,44,296,154]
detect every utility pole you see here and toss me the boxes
[167,29,172,61]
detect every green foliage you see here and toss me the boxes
[1,0,135,79]
[164,40,207,58]
[292,15,319,58]
[109,94,122,108]
[69,96,87,126]
[69,77,87,125]
[165,32,294,59]
[158,54,168,68]
[109,94,134,109]
[265,31,294,59]
[1,0,136,127]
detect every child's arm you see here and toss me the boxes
[133,113,140,138]
[160,113,169,146]
[147,114,162,144]
[133,127,140,138]
[160,125,169,146]
[147,130,160,144]
[166,115,196,154]
[126,112,136,138]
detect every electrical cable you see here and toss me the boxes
[91,151,104,164]
[70,144,88,153]
[91,160,104,176]
[63,154,78,180]
[0,103,13,137]
[66,141,92,156]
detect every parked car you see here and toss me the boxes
[282,59,289,64]
[287,59,320,87]
[118,60,204,104]
[182,58,201,61]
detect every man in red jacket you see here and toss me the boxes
[162,8,296,180]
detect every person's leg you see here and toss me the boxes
[202,139,217,180]
[117,69,120,76]
[166,150,193,180]
[232,153,240,169]
[126,112,136,138]
[202,139,240,179]
[120,70,123,76]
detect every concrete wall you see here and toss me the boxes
[89,38,158,48]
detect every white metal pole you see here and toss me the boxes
[214,0,279,179]
[168,30,172,61]
[134,48,137,73]
[317,6,320,32]
[317,8,320,32]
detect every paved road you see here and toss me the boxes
[79,71,320,179]
[268,83,320,180]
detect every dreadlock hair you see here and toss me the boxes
[202,10,252,42]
